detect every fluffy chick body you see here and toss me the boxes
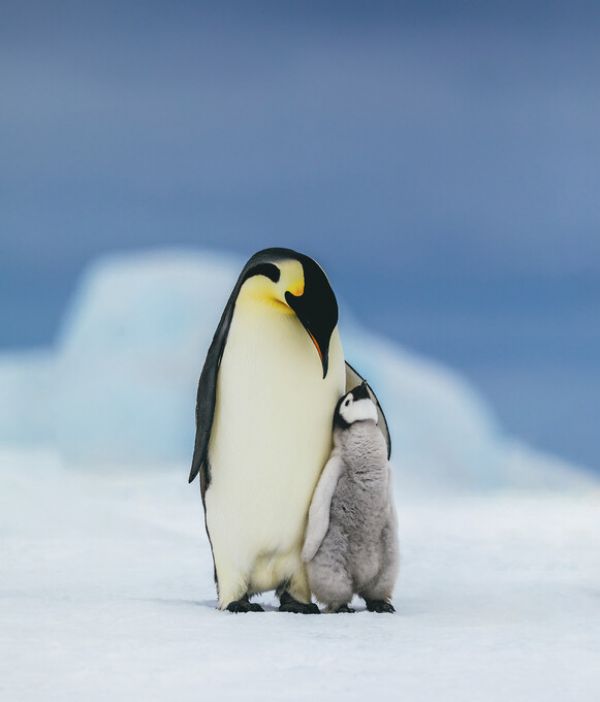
[303,402,399,612]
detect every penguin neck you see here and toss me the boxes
[227,294,334,384]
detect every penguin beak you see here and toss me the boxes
[285,290,333,379]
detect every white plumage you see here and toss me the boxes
[205,278,345,608]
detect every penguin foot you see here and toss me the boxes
[333,604,355,613]
[364,599,395,614]
[278,591,320,614]
[225,598,264,613]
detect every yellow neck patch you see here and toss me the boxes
[237,259,305,312]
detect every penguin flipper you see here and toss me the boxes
[188,302,235,488]
[302,453,345,562]
[345,361,392,459]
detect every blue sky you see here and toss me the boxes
[1,1,599,469]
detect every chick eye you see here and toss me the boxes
[344,399,351,406]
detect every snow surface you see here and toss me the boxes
[0,249,592,490]
[1,449,599,701]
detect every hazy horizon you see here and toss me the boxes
[2,1,598,470]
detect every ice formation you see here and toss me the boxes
[0,249,591,490]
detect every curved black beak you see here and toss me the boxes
[285,291,333,378]
[284,259,338,379]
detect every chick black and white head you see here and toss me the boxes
[334,382,378,430]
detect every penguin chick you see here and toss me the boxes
[302,382,399,613]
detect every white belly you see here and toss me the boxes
[205,301,345,595]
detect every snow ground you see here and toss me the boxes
[2,450,599,702]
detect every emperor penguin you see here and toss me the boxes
[189,248,391,613]
[302,382,399,613]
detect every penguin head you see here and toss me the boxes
[335,382,378,429]
[237,248,338,378]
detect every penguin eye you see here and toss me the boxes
[344,398,351,407]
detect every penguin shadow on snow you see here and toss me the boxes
[131,597,402,614]
[131,597,282,612]
[209,599,402,614]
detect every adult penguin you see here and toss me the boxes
[189,248,390,613]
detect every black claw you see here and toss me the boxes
[334,604,355,613]
[226,599,264,613]
[278,591,320,614]
[365,599,395,613]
